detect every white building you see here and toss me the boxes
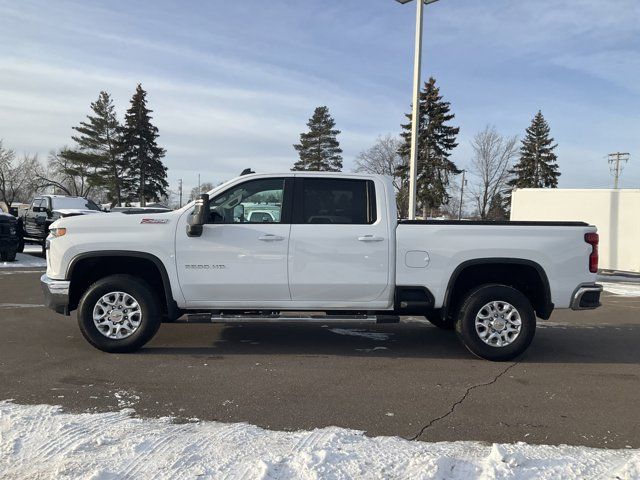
[511,189,640,273]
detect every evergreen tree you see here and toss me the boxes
[398,77,460,216]
[120,84,168,206]
[508,111,560,189]
[292,106,342,171]
[487,193,509,220]
[71,91,128,206]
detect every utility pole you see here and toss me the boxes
[608,152,630,189]
[178,179,183,208]
[458,169,466,220]
[197,174,201,195]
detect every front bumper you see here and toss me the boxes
[570,283,603,310]
[41,274,70,315]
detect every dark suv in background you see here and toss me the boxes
[23,195,103,253]
[0,212,19,262]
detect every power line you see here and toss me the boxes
[608,152,630,189]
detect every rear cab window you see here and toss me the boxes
[295,178,376,225]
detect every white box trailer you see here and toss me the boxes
[511,188,640,273]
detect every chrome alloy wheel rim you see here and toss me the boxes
[92,291,142,340]
[474,301,522,347]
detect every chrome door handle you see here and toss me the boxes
[258,234,285,241]
[358,235,384,242]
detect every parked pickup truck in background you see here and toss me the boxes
[23,195,103,253]
[41,173,602,360]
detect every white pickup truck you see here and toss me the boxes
[41,172,602,360]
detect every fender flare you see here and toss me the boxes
[67,250,180,320]
[442,258,553,320]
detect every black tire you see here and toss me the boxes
[77,274,161,353]
[41,242,46,256]
[455,284,536,361]
[17,240,24,253]
[425,313,455,330]
[5,249,16,262]
[0,251,6,262]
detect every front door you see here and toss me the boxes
[176,177,292,304]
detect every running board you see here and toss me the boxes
[181,313,400,324]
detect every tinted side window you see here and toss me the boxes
[301,179,375,225]
[208,178,285,224]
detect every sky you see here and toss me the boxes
[1,0,639,200]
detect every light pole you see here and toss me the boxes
[395,0,440,219]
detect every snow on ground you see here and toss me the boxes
[600,282,640,297]
[0,252,46,269]
[1,402,638,480]
[329,328,392,341]
[22,244,43,254]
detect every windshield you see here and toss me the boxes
[52,197,101,211]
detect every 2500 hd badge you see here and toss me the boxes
[185,264,227,270]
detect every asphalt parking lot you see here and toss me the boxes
[1,266,639,449]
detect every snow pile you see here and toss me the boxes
[601,282,640,297]
[1,402,638,480]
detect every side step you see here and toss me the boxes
[181,312,400,324]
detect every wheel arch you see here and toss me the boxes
[67,251,180,320]
[442,258,553,321]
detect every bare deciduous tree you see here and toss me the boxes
[189,182,216,201]
[35,148,96,198]
[469,126,519,220]
[0,141,42,208]
[354,134,408,216]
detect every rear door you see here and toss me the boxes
[288,177,390,303]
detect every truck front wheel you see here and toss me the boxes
[77,275,161,353]
[455,284,536,361]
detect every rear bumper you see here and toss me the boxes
[570,283,603,310]
[40,274,70,315]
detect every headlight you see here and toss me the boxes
[49,227,67,238]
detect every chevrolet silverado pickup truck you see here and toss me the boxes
[41,172,602,360]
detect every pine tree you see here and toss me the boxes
[71,91,128,206]
[120,84,168,206]
[508,111,560,189]
[292,106,342,171]
[398,77,460,216]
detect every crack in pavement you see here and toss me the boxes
[407,361,518,441]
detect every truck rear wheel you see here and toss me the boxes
[77,274,161,353]
[455,284,535,361]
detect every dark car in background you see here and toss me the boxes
[22,195,103,253]
[0,212,20,262]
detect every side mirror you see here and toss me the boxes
[187,193,209,238]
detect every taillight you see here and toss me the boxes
[584,232,599,273]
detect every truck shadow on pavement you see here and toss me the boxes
[143,321,640,364]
